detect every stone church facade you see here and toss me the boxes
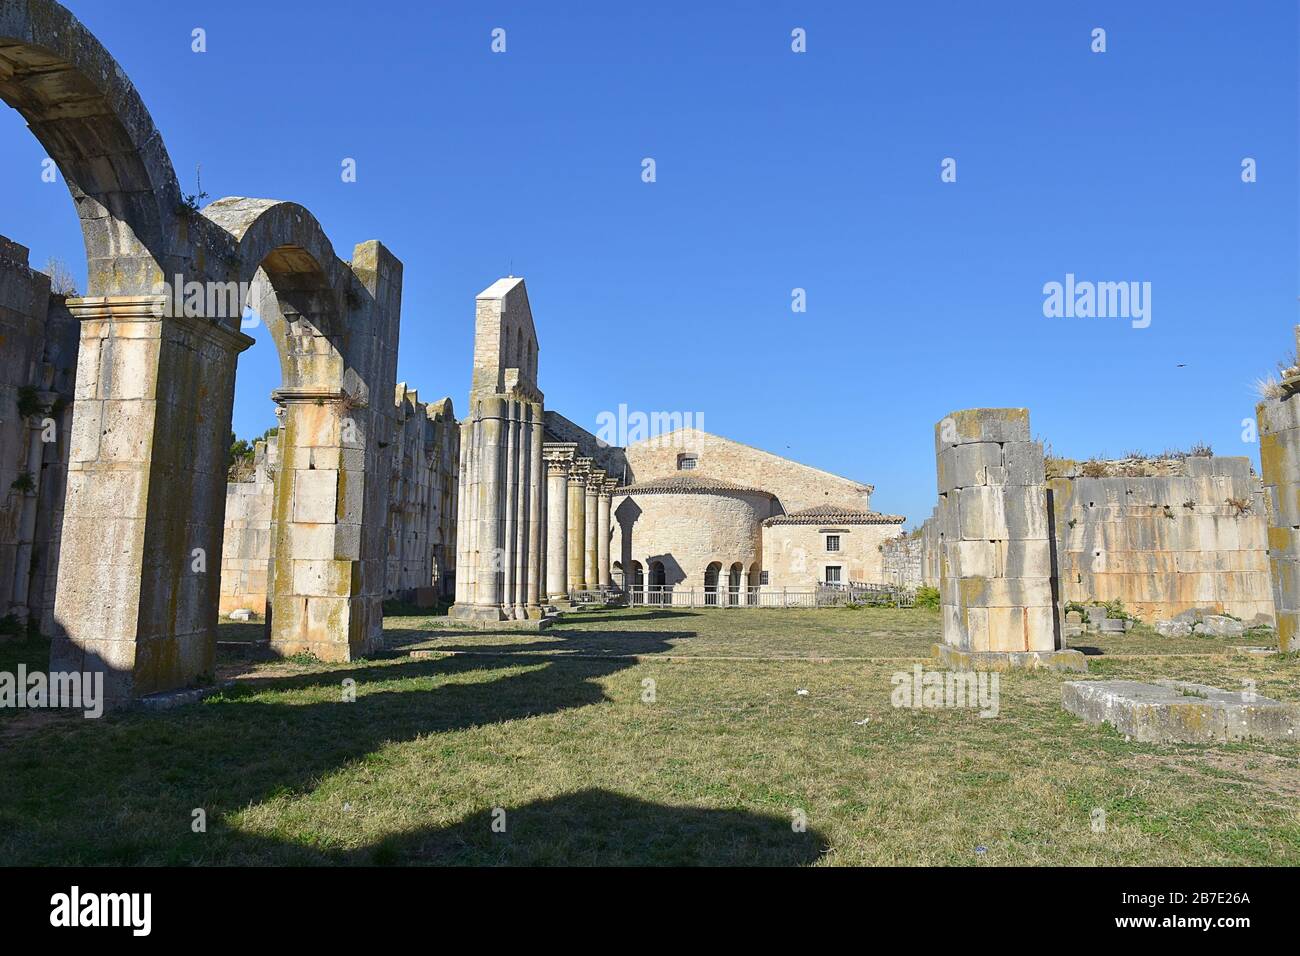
[448,278,903,620]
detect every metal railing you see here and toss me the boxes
[618,583,916,609]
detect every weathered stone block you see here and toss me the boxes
[1062,680,1300,743]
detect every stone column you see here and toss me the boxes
[460,421,475,606]
[525,402,544,618]
[739,567,750,606]
[597,478,614,589]
[51,296,253,703]
[451,395,512,621]
[933,408,1080,670]
[585,468,603,590]
[1258,329,1300,652]
[567,458,590,591]
[544,445,573,604]
[502,399,518,618]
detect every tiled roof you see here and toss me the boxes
[620,474,774,497]
[763,505,905,526]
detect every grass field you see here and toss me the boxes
[0,607,1296,866]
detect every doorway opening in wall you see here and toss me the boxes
[704,561,722,606]
[219,287,282,641]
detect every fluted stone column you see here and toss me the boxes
[585,468,602,590]
[544,445,574,604]
[597,478,614,589]
[567,458,591,592]
[526,402,544,618]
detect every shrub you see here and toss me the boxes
[914,586,940,610]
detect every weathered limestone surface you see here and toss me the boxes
[220,435,278,615]
[0,237,78,635]
[451,279,547,621]
[762,506,904,589]
[1257,334,1300,652]
[385,387,458,604]
[935,409,1058,656]
[624,427,871,514]
[612,476,771,591]
[1047,457,1272,625]
[0,2,406,698]
[1063,680,1300,743]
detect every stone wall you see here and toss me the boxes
[611,481,772,587]
[219,386,458,617]
[386,386,458,604]
[1047,456,1272,624]
[1256,327,1300,651]
[764,511,903,588]
[935,408,1057,653]
[0,236,78,636]
[219,436,278,615]
[916,412,1276,630]
[882,533,925,588]
[624,427,872,514]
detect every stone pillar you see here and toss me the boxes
[265,385,384,661]
[567,458,590,592]
[525,402,544,618]
[739,567,750,606]
[597,478,614,589]
[544,445,574,604]
[1258,330,1300,652]
[932,408,1080,670]
[453,419,470,607]
[51,296,253,703]
[585,468,603,590]
[501,399,518,618]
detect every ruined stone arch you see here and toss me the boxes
[0,0,202,297]
[0,2,403,703]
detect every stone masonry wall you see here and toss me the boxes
[219,386,458,616]
[1047,457,1273,624]
[881,533,925,588]
[0,236,78,635]
[1256,328,1300,651]
[625,427,872,514]
[219,435,278,615]
[764,519,902,588]
[936,408,1056,653]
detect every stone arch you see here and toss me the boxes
[728,562,743,607]
[0,0,192,297]
[201,197,402,661]
[10,3,404,703]
[704,561,722,606]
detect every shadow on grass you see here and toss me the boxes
[3,628,820,866]
[350,788,828,866]
[385,619,700,658]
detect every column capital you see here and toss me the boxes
[67,294,255,355]
[585,467,606,493]
[599,477,619,498]
[569,457,593,486]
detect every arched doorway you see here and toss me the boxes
[649,559,667,605]
[630,560,644,604]
[704,561,722,606]
[728,562,743,607]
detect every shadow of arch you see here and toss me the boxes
[358,789,830,866]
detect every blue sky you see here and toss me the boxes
[1,1,1295,524]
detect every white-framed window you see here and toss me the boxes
[677,454,698,470]
[824,566,842,584]
[759,571,770,585]
[825,534,840,553]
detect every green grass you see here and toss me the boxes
[0,607,1296,865]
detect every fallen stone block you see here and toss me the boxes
[1155,619,1193,637]
[1062,679,1300,743]
[1199,615,1247,637]
[228,608,253,622]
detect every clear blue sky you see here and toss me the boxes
[1,1,1295,525]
